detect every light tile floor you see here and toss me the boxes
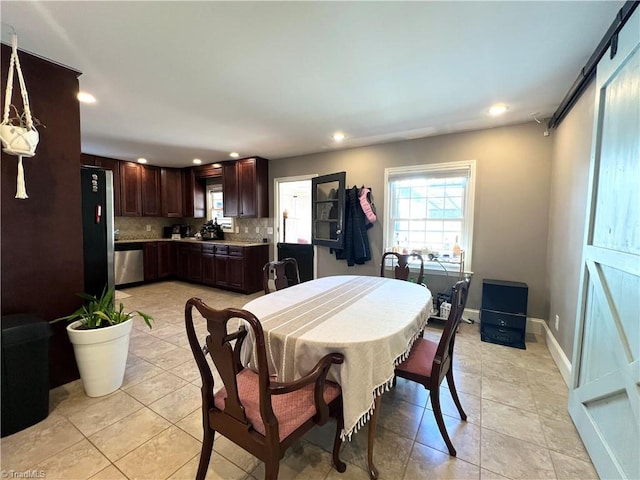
[1,281,598,480]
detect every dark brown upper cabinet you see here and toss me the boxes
[120,161,143,216]
[182,168,205,218]
[161,168,183,218]
[141,165,161,216]
[222,157,268,218]
[312,171,346,249]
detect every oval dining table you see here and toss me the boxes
[242,274,432,479]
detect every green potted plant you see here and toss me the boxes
[55,288,152,397]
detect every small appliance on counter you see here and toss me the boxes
[181,225,195,238]
[200,219,224,240]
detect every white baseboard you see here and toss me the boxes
[470,309,572,386]
[540,320,572,387]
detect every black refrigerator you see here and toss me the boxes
[80,166,115,298]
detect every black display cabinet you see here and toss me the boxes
[480,279,528,349]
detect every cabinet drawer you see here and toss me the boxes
[480,323,525,349]
[229,246,244,257]
[215,245,229,255]
[189,243,202,253]
[481,310,526,330]
[202,244,214,254]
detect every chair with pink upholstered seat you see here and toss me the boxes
[394,279,469,456]
[185,298,346,480]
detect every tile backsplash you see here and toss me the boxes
[115,216,275,243]
[114,217,179,240]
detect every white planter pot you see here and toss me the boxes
[66,319,133,397]
[0,123,39,157]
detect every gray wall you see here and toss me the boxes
[546,80,595,358]
[269,121,553,317]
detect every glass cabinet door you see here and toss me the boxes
[312,172,346,249]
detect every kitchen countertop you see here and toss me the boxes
[115,238,269,247]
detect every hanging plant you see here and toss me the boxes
[0,32,43,199]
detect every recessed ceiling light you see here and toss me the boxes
[192,158,202,165]
[77,92,96,104]
[489,103,508,116]
[137,157,147,164]
[332,132,345,142]
[229,152,240,158]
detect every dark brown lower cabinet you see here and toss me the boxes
[177,244,189,280]
[187,244,203,283]
[158,242,176,278]
[202,245,215,286]
[144,242,158,281]
[214,245,229,288]
[143,241,268,294]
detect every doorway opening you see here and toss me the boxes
[274,175,316,281]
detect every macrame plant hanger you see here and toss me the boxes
[0,32,39,199]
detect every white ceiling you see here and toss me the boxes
[1,1,623,168]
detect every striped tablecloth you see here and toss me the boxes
[242,275,432,440]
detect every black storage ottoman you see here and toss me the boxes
[1,314,52,437]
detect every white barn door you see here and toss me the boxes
[569,8,640,479]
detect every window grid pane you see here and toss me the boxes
[389,175,467,255]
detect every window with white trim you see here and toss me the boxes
[383,161,475,271]
[206,184,235,232]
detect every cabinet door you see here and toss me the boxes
[120,162,142,216]
[161,168,183,217]
[182,169,205,218]
[312,172,346,249]
[93,156,122,217]
[141,165,161,216]
[177,245,189,280]
[214,245,229,287]
[223,157,268,218]
[228,255,244,289]
[188,245,203,282]
[143,242,158,281]
[222,162,239,217]
[157,242,176,278]
[202,252,215,286]
[238,159,257,217]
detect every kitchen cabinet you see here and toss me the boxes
[194,164,222,179]
[214,243,268,293]
[182,168,205,218]
[143,242,158,281]
[214,244,230,288]
[120,161,142,216]
[157,241,176,278]
[202,244,215,286]
[141,165,161,217]
[144,241,175,281]
[222,157,268,217]
[187,243,203,283]
[81,154,122,216]
[177,244,189,280]
[161,168,183,218]
[227,246,245,290]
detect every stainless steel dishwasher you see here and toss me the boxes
[114,243,144,286]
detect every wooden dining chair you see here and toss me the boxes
[380,251,425,285]
[185,298,346,480]
[394,279,469,456]
[262,258,301,294]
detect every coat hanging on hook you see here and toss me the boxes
[0,32,41,199]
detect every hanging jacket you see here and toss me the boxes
[334,186,372,266]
